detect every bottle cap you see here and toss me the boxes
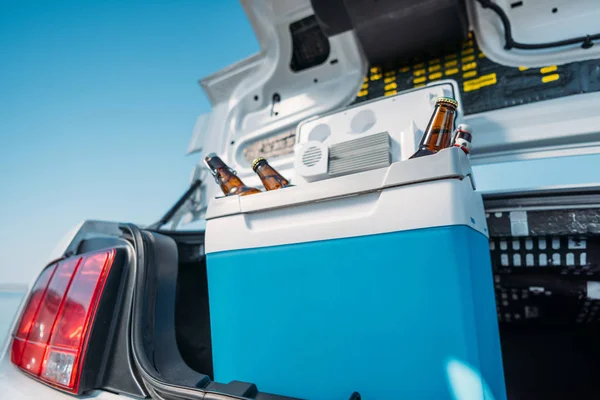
[251,157,267,171]
[456,123,472,133]
[204,153,236,182]
[203,153,219,175]
[435,97,459,108]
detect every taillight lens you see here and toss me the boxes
[11,249,116,393]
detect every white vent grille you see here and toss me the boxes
[302,146,322,167]
[294,141,329,182]
[328,132,391,177]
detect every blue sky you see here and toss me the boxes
[1,0,599,285]
[0,0,258,283]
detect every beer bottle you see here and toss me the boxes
[453,123,473,155]
[204,153,261,196]
[410,97,458,159]
[251,157,291,190]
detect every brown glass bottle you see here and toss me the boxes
[204,153,261,196]
[410,97,459,159]
[251,157,291,190]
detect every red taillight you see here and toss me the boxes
[11,249,116,393]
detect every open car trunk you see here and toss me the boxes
[150,186,600,399]
[132,0,600,397]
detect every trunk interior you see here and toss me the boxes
[165,188,600,399]
[172,234,214,379]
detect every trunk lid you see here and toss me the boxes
[178,0,600,225]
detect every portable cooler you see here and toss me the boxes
[204,147,506,400]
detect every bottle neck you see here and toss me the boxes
[455,130,472,143]
[416,104,457,154]
[254,161,290,190]
[214,169,246,195]
[206,156,250,196]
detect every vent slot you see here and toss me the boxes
[302,146,323,167]
[328,132,391,177]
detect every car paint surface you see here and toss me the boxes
[0,355,135,399]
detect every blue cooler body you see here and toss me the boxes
[205,148,506,400]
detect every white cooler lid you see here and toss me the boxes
[206,146,474,220]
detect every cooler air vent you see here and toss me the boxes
[328,132,391,177]
[302,146,322,167]
[295,141,329,182]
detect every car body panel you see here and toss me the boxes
[0,356,135,400]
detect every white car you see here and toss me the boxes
[2,0,600,399]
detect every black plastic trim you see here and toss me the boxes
[346,0,468,62]
[94,242,147,397]
[309,0,352,37]
[143,231,210,387]
[289,15,330,73]
[483,186,600,210]
[79,245,146,396]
